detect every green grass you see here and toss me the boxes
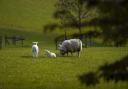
[0,0,128,89]
[0,28,128,89]
[0,0,56,30]
[0,47,127,89]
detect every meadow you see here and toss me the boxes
[0,28,128,89]
[0,46,128,89]
[0,0,56,30]
[0,0,128,89]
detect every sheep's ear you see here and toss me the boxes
[58,46,61,50]
[59,44,62,47]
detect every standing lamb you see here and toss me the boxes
[45,49,56,58]
[32,42,39,58]
[59,39,82,57]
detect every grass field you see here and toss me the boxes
[0,23,128,89]
[0,28,127,89]
[0,0,56,30]
[0,0,128,89]
[0,28,128,89]
[0,46,128,89]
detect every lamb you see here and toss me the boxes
[45,49,56,58]
[59,39,82,57]
[32,42,39,58]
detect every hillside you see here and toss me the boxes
[0,0,56,31]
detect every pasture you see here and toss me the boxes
[0,0,56,30]
[0,34,127,89]
[0,0,128,89]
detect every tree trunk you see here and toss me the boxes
[64,29,67,40]
[78,0,82,39]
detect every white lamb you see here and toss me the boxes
[32,42,39,58]
[45,49,56,58]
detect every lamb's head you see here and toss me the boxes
[44,49,51,55]
[32,42,38,45]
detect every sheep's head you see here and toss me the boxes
[59,47,67,56]
[58,43,67,56]
[60,50,66,56]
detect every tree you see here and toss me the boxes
[54,0,97,38]
[84,0,128,46]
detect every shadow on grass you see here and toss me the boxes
[79,72,99,86]
[21,55,46,59]
[78,55,128,86]
[21,55,33,58]
[99,55,128,82]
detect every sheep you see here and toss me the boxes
[32,42,39,58]
[44,49,56,58]
[59,39,82,57]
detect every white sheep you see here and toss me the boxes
[45,49,56,58]
[59,39,82,57]
[32,42,39,58]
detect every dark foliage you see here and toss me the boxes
[44,0,128,46]
[43,23,59,33]
[78,55,128,86]
[53,0,96,34]
[54,30,101,42]
[85,0,128,46]
[79,72,99,86]
[99,55,128,82]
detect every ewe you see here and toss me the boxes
[59,39,82,57]
[45,49,56,58]
[32,42,39,58]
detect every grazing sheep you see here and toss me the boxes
[59,39,82,57]
[45,49,56,58]
[32,42,39,58]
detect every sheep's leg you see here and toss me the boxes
[77,52,80,57]
[71,52,73,56]
[32,54,35,58]
[66,52,68,56]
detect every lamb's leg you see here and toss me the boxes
[36,53,38,58]
[32,54,35,58]
[33,53,36,58]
